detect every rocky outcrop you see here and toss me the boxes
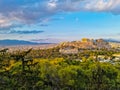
[59,47,78,54]
[59,38,111,50]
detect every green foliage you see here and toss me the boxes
[0,48,120,89]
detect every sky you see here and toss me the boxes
[0,0,120,43]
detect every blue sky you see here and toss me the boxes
[0,0,120,43]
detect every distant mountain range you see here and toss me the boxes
[31,38,62,43]
[0,39,52,46]
[103,39,120,43]
[0,39,120,46]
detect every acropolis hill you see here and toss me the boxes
[59,38,111,49]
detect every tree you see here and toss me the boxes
[11,49,32,72]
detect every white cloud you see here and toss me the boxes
[48,0,57,8]
[85,0,120,13]
[0,0,120,31]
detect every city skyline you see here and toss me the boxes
[0,0,120,43]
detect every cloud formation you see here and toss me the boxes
[0,30,44,34]
[8,30,44,34]
[0,0,120,31]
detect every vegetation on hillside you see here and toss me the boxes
[0,48,120,90]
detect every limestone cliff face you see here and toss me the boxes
[59,38,111,49]
[95,39,111,49]
[59,47,78,54]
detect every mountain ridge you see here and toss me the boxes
[103,39,120,43]
[0,39,53,46]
